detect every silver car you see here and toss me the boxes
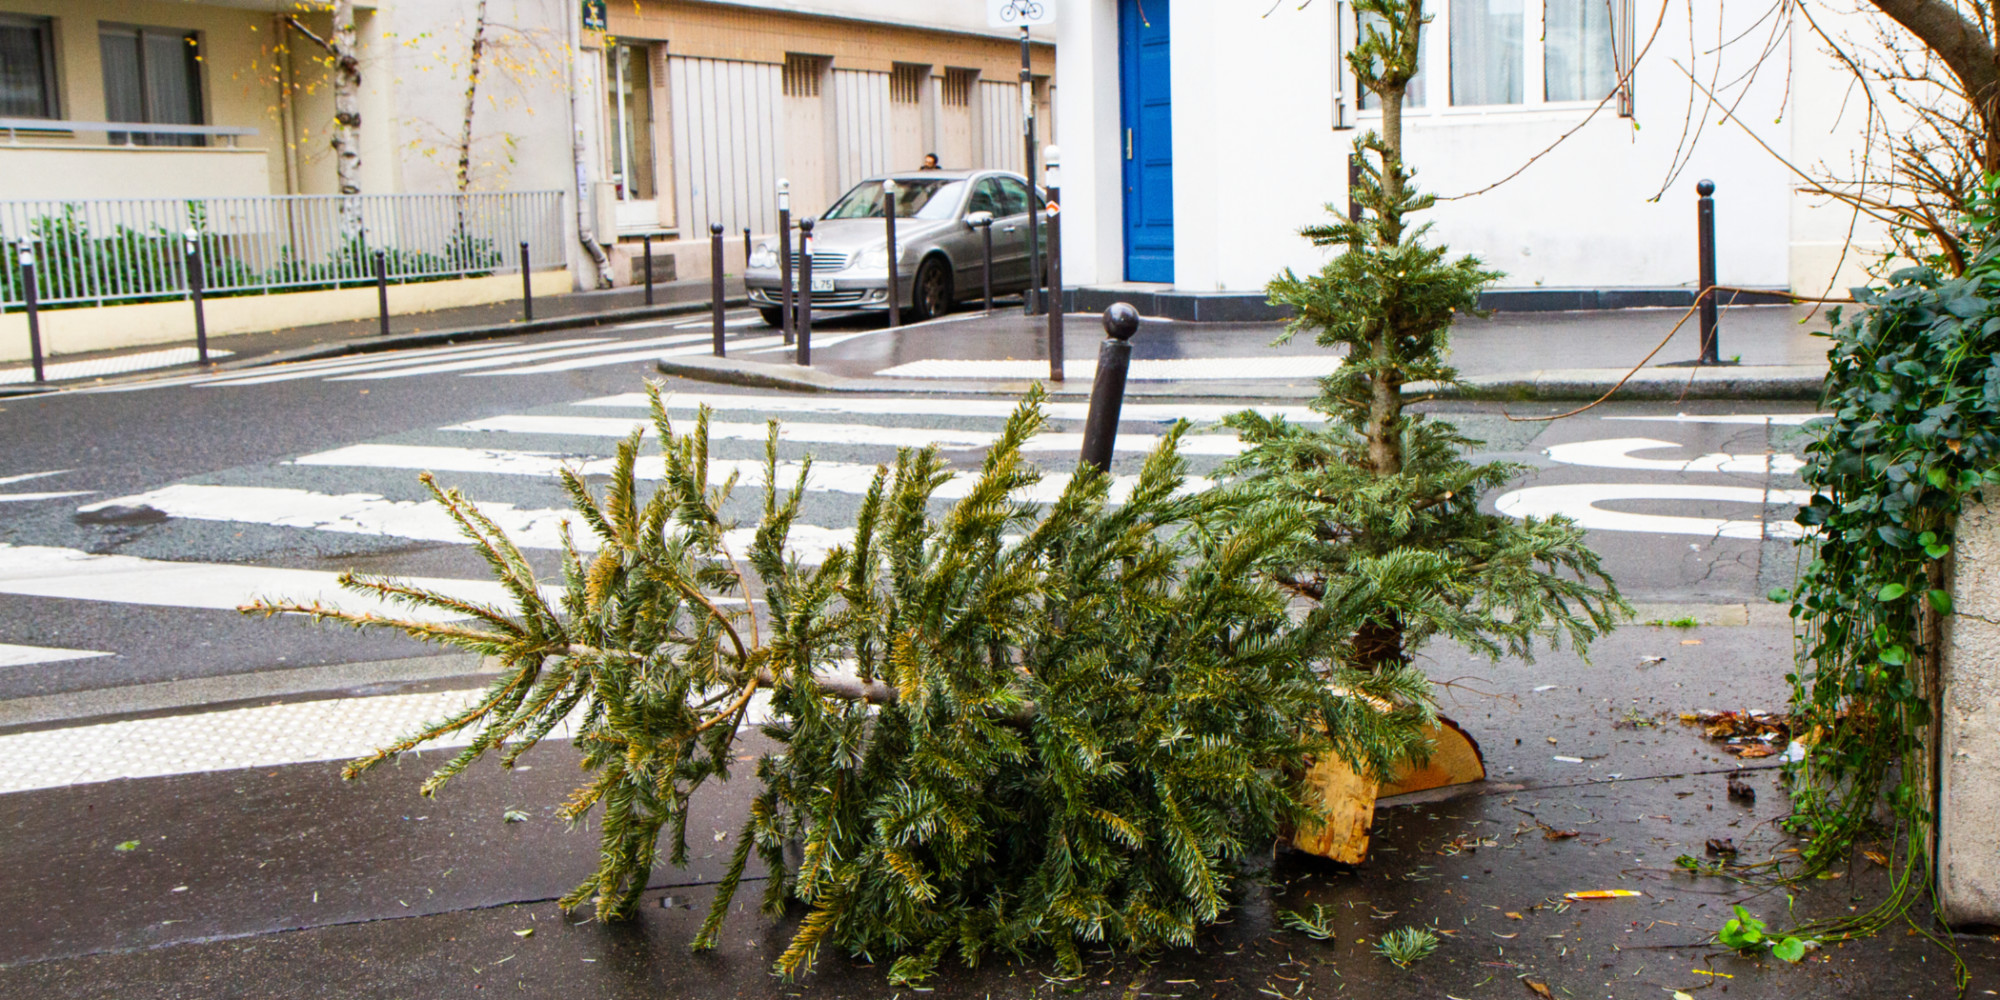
[744,169,1047,326]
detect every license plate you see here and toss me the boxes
[810,277,836,293]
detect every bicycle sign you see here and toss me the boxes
[988,0,1056,27]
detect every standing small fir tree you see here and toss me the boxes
[1221,0,1623,684]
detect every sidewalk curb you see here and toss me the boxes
[234,296,750,371]
[657,354,1828,401]
[0,296,749,396]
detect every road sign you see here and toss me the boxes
[988,0,1056,27]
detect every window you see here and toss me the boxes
[605,42,654,200]
[942,68,976,108]
[891,63,927,105]
[100,25,204,146]
[1545,0,1619,102]
[1451,0,1524,106]
[824,178,967,220]
[1353,12,1425,110]
[1353,0,1628,113]
[0,15,57,119]
[783,53,823,98]
[993,176,1043,215]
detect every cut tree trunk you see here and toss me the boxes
[1292,716,1487,864]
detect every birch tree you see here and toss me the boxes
[287,0,365,238]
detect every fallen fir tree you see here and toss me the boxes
[248,387,1445,983]
[244,3,1622,979]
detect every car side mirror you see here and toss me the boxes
[965,211,994,229]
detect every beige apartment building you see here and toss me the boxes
[0,0,1053,288]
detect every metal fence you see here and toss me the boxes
[0,191,565,309]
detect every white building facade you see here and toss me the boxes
[1054,0,1883,302]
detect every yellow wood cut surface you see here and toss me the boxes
[1291,716,1487,863]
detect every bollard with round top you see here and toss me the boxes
[1078,303,1141,472]
[1695,178,1719,365]
[710,223,727,357]
[797,217,815,366]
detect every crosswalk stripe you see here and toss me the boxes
[326,333,715,380]
[203,340,583,386]
[290,443,1212,503]
[673,316,765,330]
[577,391,1326,423]
[876,356,1347,381]
[470,335,788,376]
[189,341,536,385]
[0,543,532,623]
[0,643,113,668]
[444,413,1244,454]
[74,486,858,563]
[1602,413,1821,425]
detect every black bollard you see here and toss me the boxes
[520,241,533,321]
[743,227,752,269]
[1079,304,1141,472]
[1696,179,1720,365]
[186,232,210,362]
[972,212,994,312]
[642,233,654,306]
[1046,149,1063,382]
[18,243,43,383]
[884,179,901,328]
[373,249,389,339]
[710,223,727,358]
[797,218,814,366]
[778,182,794,345]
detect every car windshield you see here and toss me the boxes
[822,179,965,220]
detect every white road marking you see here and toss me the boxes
[875,356,1346,381]
[1602,413,1822,426]
[673,316,765,330]
[67,341,525,393]
[445,413,1242,454]
[201,341,572,386]
[327,333,712,380]
[1494,484,1816,539]
[291,443,1211,503]
[473,335,788,376]
[75,487,857,563]
[740,329,879,353]
[0,543,536,623]
[1545,437,1805,475]
[0,643,113,668]
[0,346,234,385]
[578,391,1327,423]
[0,469,92,502]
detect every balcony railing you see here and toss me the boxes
[1,191,565,309]
[0,118,260,148]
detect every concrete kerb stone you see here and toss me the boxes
[658,353,1827,401]
[0,296,749,396]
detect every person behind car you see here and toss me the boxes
[920,153,940,170]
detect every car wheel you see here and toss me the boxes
[908,257,952,323]
[758,306,785,328]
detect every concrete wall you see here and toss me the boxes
[0,269,570,363]
[1057,0,1869,294]
[1940,498,2000,926]
[0,146,269,200]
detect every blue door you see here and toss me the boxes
[1119,0,1173,282]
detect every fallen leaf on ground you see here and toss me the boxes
[114,840,139,852]
[514,928,534,938]
[1734,745,1778,758]
[1705,838,1738,857]
[1505,912,1524,920]
[1640,656,1667,665]
[1524,980,1553,997]
[1544,827,1580,840]
[1492,932,1518,939]
[1681,639,1703,646]
[1674,993,1695,1000]
[1863,849,1890,866]
[1727,776,1756,802]
[1564,890,1642,900]
[503,809,530,823]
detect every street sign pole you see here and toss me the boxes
[1021,26,1039,317]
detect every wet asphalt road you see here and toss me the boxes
[6,309,1987,998]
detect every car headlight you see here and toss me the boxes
[749,242,778,269]
[851,245,890,271]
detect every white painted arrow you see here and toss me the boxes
[1495,483,1816,539]
[1545,437,1804,476]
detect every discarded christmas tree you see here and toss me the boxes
[248,385,1438,983]
[1220,0,1622,699]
